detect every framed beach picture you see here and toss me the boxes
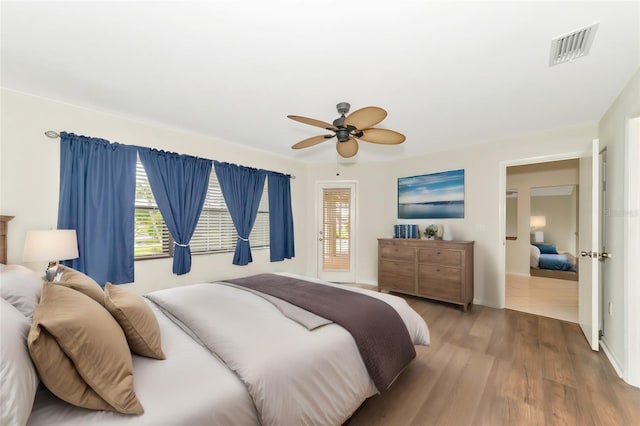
[397,169,465,219]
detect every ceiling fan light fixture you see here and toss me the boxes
[288,102,405,157]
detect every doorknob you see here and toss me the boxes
[599,252,612,260]
[580,250,592,257]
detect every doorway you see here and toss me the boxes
[316,181,357,282]
[504,160,580,322]
[500,141,602,351]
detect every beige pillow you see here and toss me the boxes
[104,283,166,360]
[28,283,143,414]
[56,264,104,305]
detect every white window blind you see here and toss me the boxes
[134,159,172,258]
[190,173,269,253]
[322,188,351,271]
[134,156,269,259]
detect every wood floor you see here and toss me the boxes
[506,274,578,323]
[348,295,640,426]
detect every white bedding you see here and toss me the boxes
[27,302,259,426]
[27,273,429,426]
[147,272,429,426]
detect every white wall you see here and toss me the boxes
[505,160,579,275]
[531,194,576,251]
[0,89,309,294]
[598,68,640,386]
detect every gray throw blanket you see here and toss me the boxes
[225,273,416,391]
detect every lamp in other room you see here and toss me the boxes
[23,230,79,281]
[530,216,546,243]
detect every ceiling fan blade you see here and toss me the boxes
[359,128,406,145]
[287,115,337,130]
[336,137,359,158]
[344,106,387,129]
[292,134,334,150]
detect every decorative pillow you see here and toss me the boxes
[28,283,144,414]
[1,298,39,426]
[535,243,558,254]
[104,283,166,360]
[56,264,105,306]
[0,264,43,319]
[530,244,541,268]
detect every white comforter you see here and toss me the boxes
[147,273,429,426]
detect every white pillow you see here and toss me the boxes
[0,265,43,319]
[0,298,39,425]
[530,244,541,268]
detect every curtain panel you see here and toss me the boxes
[57,132,137,285]
[213,161,267,265]
[138,148,212,275]
[267,172,295,261]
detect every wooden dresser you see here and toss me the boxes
[378,238,474,311]
[1,216,14,264]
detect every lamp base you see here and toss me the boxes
[44,262,59,282]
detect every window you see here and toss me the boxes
[134,156,269,259]
[135,159,172,258]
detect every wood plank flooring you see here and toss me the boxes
[347,295,640,426]
[506,274,578,323]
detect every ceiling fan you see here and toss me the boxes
[288,102,406,158]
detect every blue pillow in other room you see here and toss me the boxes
[535,243,558,254]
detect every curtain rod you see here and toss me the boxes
[44,130,296,179]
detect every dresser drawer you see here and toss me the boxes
[417,264,462,301]
[378,238,474,311]
[379,259,415,293]
[380,245,415,261]
[418,248,462,267]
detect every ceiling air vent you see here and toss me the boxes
[549,23,599,66]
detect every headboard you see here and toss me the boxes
[0,215,14,264]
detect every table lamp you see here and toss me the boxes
[23,229,79,281]
[530,216,546,243]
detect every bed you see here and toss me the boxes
[530,243,578,281]
[0,265,429,426]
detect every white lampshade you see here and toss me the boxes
[23,230,79,262]
[530,216,546,228]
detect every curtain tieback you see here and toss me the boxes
[174,242,190,248]
[237,236,250,242]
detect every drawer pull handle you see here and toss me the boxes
[437,252,441,255]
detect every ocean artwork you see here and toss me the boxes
[398,169,465,219]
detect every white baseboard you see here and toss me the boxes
[357,280,378,288]
[600,337,624,378]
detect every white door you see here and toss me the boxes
[578,139,600,351]
[316,182,356,282]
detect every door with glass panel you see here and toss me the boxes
[317,182,356,282]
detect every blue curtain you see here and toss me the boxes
[267,172,295,261]
[138,148,212,275]
[214,161,267,265]
[57,132,137,285]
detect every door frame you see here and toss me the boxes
[624,116,640,386]
[315,180,358,282]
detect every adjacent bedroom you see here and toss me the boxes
[2,1,640,426]
[505,160,580,323]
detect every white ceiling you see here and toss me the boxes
[1,1,638,163]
